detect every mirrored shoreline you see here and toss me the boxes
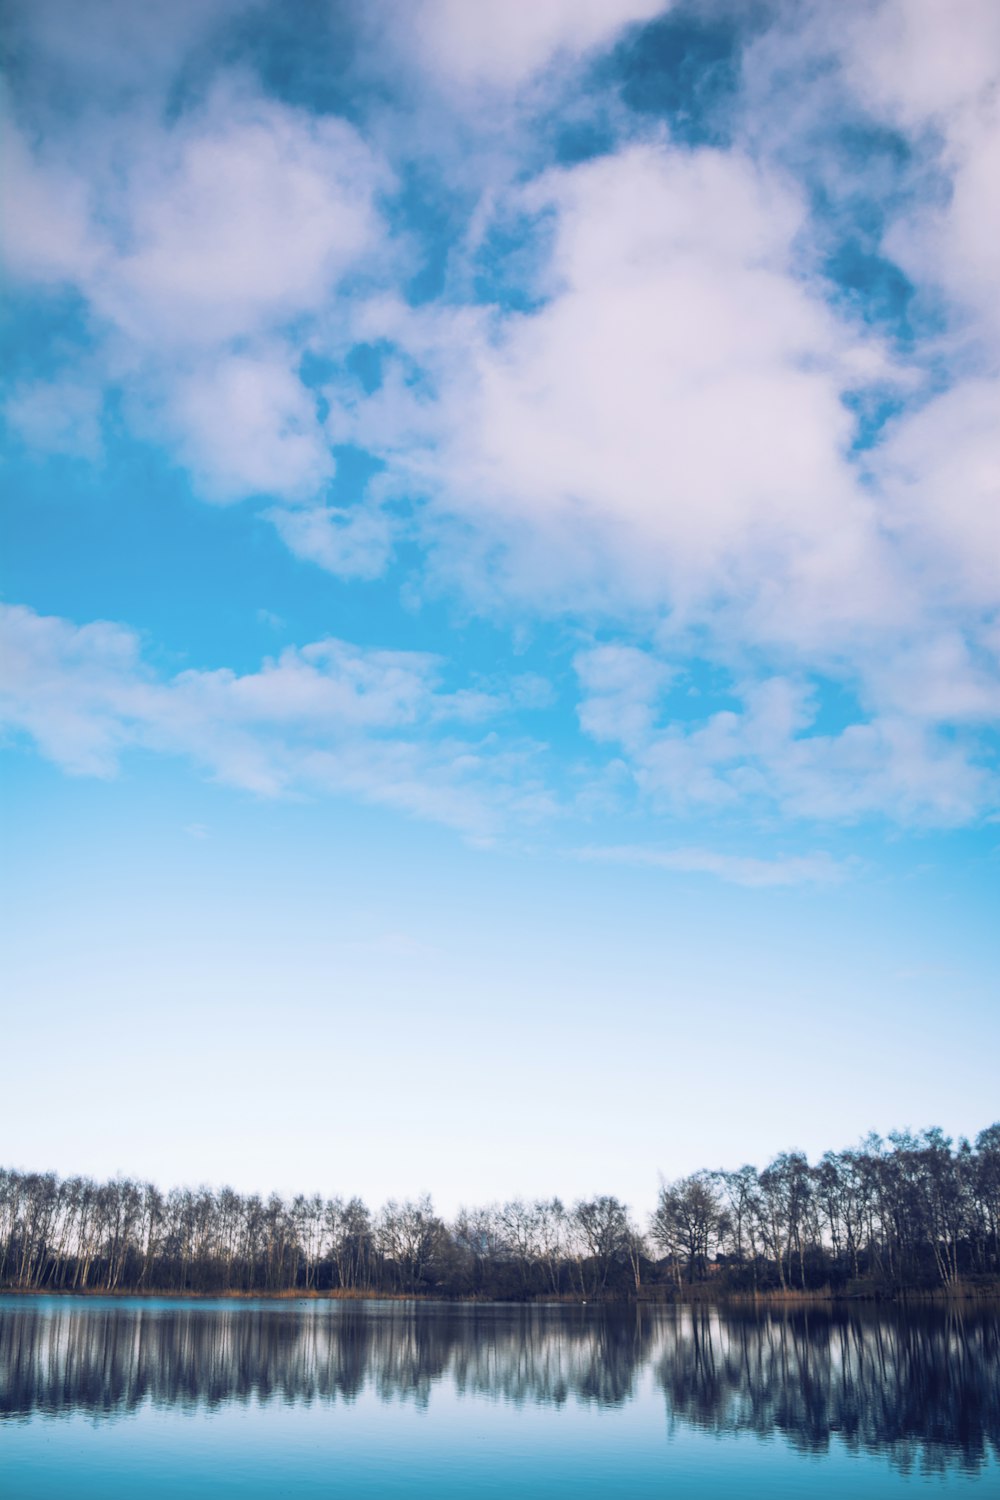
[2,1298,998,1477]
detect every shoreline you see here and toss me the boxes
[3,1282,999,1306]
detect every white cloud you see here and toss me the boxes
[92,79,387,349]
[817,4,1000,646]
[152,346,334,504]
[574,644,673,748]
[573,653,996,827]
[874,380,1000,613]
[1,75,390,510]
[1,76,387,348]
[0,606,145,777]
[267,500,392,579]
[0,104,102,287]
[340,106,998,811]
[841,0,1000,341]
[842,0,1000,124]
[744,1,1000,347]
[404,0,667,89]
[576,844,850,888]
[0,603,552,838]
[863,627,1000,725]
[357,142,903,641]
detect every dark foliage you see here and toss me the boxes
[2,1124,998,1297]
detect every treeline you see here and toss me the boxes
[2,1124,998,1299]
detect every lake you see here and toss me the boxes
[2,1296,997,1496]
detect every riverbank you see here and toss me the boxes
[4,1280,999,1305]
[635,1276,1000,1302]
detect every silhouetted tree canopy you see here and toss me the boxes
[2,1123,998,1297]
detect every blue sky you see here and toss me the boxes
[1,0,998,1215]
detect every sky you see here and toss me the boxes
[1,0,998,1219]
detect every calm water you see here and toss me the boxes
[2,1297,997,1496]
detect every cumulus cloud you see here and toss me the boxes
[1,73,388,342]
[354,141,904,641]
[804,0,1000,354]
[91,80,387,349]
[151,347,334,504]
[874,381,1000,613]
[573,650,996,827]
[1,75,389,514]
[0,603,552,837]
[737,1,1000,617]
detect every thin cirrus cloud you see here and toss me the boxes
[2,377,104,462]
[575,844,851,890]
[0,603,552,840]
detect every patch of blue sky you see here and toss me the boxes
[216,0,365,124]
[810,172,947,356]
[0,288,96,385]
[469,206,561,315]
[3,447,283,672]
[602,4,753,147]
[336,343,389,397]
[549,115,624,171]
[840,383,913,453]
[391,161,468,307]
[824,241,915,332]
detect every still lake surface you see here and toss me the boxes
[2,1296,998,1496]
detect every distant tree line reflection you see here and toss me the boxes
[1,1301,997,1475]
[2,1124,999,1298]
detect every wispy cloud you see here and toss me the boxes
[4,376,104,460]
[576,844,853,889]
[0,604,554,840]
[572,652,997,827]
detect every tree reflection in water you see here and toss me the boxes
[654,1306,999,1476]
[1,1299,997,1475]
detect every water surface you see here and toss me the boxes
[2,1297,997,1496]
